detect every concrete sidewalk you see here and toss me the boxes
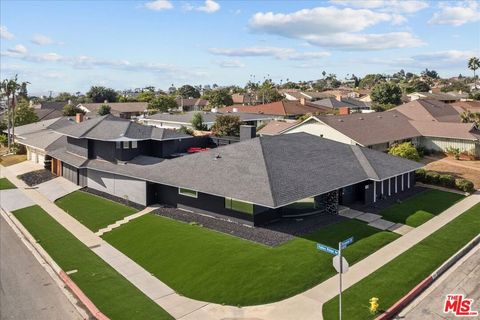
[1,163,479,320]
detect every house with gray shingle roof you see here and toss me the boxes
[282,100,480,157]
[13,113,422,225]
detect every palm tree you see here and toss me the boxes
[468,57,480,89]
[460,110,472,123]
[1,75,29,152]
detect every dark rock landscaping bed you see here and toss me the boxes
[154,207,345,247]
[17,169,55,187]
[81,187,146,210]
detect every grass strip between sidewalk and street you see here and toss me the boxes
[12,205,172,320]
[0,177,17,190]
[55,191,137,232]
[322,202,480,320]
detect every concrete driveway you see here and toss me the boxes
[0,189,35,211]
[5,160,44,176]
[36,177,82,202]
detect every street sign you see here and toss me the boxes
[332,255,349,274]
[340,236,354,249]
[316,243,339,255]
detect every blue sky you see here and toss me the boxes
[1,0,479,95]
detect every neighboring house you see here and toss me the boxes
[175,98,209,112]
[282,100,480,156]
[407,92,461,103]
[13,117,422,225]
[309,97,371,112]
[219,100,328,118]
[257,120,298,136]
[78,102,148,119]
[283,90,334,101]
[231,93,261,105]
[34,108,64,121]
[452,100,480,113]
[140,111,274,130]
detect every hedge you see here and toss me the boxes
[415,169,475,193]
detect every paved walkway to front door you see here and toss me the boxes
[2,162,479,320]
[36,177,82,202]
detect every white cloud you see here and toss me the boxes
[144,0,173,11]
[184,0,220,13]
[0,26,14,39]
[216,60,245,68]
[304,32,425,50]
[249,6,423,50]
[31,34,55,45]
[429,1,479,26]
[209,46,331,60]
[330,1,429,13]
[7,44,28,55]
[412,50,478,63]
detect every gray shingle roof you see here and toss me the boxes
[53,114,191,141]
[141,133,421,208]
[145,111,274,124]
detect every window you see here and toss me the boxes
[225,198,254,214]
[123,141,129,149]
[178,188,198,198]
[116,141,121,149]
[131,141,138,149]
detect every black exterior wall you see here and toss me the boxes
[152,183,276,225]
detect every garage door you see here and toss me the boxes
[38,153,45,166]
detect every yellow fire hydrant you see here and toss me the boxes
[369,297,379,314]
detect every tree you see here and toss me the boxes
[460,110,480,126]
[468,57,480,89]
[388,142,420,161]
[191,112,208,130]
[211,114,241,137]
[137,91,155,102]
[55,92,77,102]
[359,74,386,89]
[13,99,38,126]
[148,95,177,113]
[257,79,283,104]
[1,75,29,151]
[63,104,85,116]
[86,86,118,103]
[421,68,439,79]
[371,82,402,108]
[178,85,200,99]
[97,104,111,116]
[411,80,430,93]
[204,89,233,107]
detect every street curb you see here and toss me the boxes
[1,208,109,320]
[375,234,480,320]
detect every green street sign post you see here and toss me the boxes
[317,236,354,320]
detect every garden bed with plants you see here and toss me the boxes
[415,168,475,193]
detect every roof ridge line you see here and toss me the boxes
[79,114,108,138]
[258,137,279,207]
[350,145,380,181]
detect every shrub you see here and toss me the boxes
[425,171,440,184]
[455,179,475,193]
[415,168,427,182]
[445,146,460,160]
[0,134,7,147]
[388,142,420,161]
[439,174,456,188]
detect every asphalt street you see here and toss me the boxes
[402,247,480,319]
[0,215,83,320]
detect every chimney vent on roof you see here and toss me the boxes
[104,100,108,104]
[214,154,221,160]
[377,115,382,118]
[358,117,364,120]
[211,107,218,113]
[232,107,238,113]
[75,113,84,123]
[67,99,72,105]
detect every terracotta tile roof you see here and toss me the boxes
[258,120,298,136]
[219,100,325,116]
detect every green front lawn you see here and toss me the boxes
[13,205,172,320]
[322,203,480,320]
[380,189,464,227]
[55,191,137,232]
[103,216,400,306]
[0,177,16,190]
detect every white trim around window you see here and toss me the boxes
[178,187,198,198]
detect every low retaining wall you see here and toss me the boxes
[376,234,480,320]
